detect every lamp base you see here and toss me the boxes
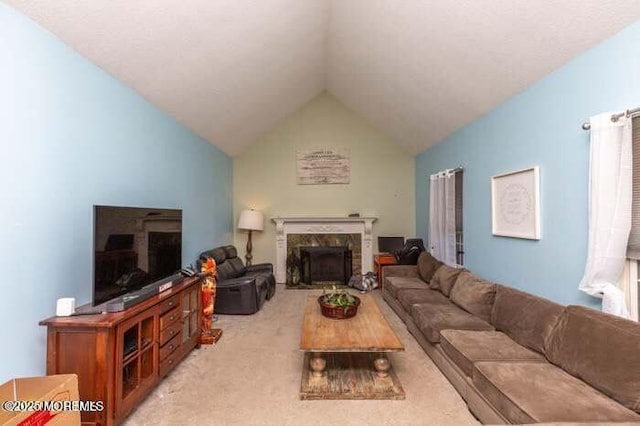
[245,229,253,266]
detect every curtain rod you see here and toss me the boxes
[431,166,464,178]
[582,107,640,130]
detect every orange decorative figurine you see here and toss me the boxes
[200,257,222,344]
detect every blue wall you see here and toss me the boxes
[416,22,640,308]
[0,5,233,382]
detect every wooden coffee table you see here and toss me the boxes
[299,293,405,399]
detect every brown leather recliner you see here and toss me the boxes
[197,245,275,314]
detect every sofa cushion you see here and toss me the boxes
[411,303,494,343]
[473,361,640,423]
[201,247,226,265]
[396,288,451,312]
[440,330,545,377]
[385,276,429,298]
[222,245,238,259]
[449,271,496,322]
[490,285,564,354]
[227,257,246,276]
[216,260,236,280]
[546,305,640,413]
[417,252,443,283]
[429,264,464,296]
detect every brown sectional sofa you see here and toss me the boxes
[382,252,640,424]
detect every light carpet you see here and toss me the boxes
[125,287,480,426]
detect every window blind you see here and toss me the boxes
[455,170,464,265]
[455,171,463,232]
[627,117,640,259]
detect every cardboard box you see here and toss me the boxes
[0,374,80,426]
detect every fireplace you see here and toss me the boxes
[272,217,377,284]
[300,246,352,285]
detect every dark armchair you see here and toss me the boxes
[197,245,276,315]
[394,238,426,265]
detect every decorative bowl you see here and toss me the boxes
[317,295,361,320]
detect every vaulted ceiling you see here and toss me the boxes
[6,0,640,156]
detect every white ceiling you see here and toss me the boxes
[5,0,640,156]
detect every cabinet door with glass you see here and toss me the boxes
[115,306,159,420]
[182,283,201,351]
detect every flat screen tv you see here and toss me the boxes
[377,236,405,254]
[93,205,183,307]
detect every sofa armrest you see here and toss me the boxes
[381,265,421,290]
[383,265,419,279]
[246,263,273,274]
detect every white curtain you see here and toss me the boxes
[429,170,457,265]
[579,112,632,318]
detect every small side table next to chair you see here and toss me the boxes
[373,253,397,290]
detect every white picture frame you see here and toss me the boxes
[491,166,541,240]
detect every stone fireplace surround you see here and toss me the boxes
[271,217,377,284]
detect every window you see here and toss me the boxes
[455,170,464,265]
[621,116,640,321]
[428,168,464,266]
[619,260,639,321]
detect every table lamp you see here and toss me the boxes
[237,209,264,266]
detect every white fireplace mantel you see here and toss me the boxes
[271,216,377,283]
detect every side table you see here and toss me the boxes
[373,254,397,290]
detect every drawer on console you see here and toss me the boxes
[159,307,180,331]
[158,294,180,314]
[159,333,181,362]
[159,321,182,346]
[159,352,180,377]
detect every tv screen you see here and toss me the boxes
[377,236,405,254]
[93,205,183,307]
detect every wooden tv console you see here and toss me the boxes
[40,276,202,426]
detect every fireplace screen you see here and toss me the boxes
[299,246,352,285]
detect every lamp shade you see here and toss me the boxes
[237,209,264,231]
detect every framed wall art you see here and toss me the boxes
[491,166,541,240]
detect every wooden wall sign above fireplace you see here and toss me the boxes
[296,148,350,185]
